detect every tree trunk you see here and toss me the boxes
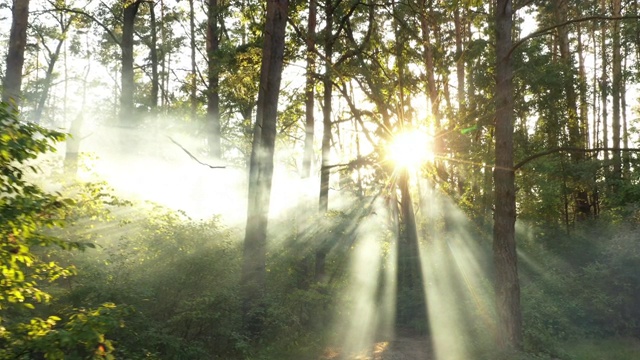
[149,2,159,113]
[611,0,622,179]
[64,113,84,176]
[454,4,465,113]
[2,0,30,108]
[600,0,608,161]
[622,55,629,176]
[302,0,317,178]
[240,0,289,335]
[420,1,446,185]
[189,0,197,121]
[493,0,522,351]
[396,168,427,330]
[121,0,141,124]
[207,0,222,158]
[316,0,333,282]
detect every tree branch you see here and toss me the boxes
[167,137,226,169]
[52,6,121,46]
[514,147,640,171]
[509,15,640,58]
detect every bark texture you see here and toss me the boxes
[241,0,289,335]
[2,0,30,107]
[302,0,317,178]
[121,0,141,123]
[493,0,523,350]
[207,0,221,158]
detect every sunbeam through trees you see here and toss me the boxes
[2,0,640,359]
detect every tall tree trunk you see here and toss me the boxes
[454,4,465,113]
[611,0,622,179]
[396,168,427,328]
[121,0,141,124]
[189,0,197,121]
[577,24,589,150]
[600,0,609,161]
[2,0,30,108]
[316,0,333,282]
[149,2,159,113]
[241,0,289,335]
[160,0,167,109]
[64,113,84,176]
[302,0,317,178]
[622,55,629,176]
[207,0,221,158]
[420,1,446,184]
[494,0,522,350]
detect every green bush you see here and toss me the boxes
[0,103,122,359]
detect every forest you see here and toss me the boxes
[1,0,640,359]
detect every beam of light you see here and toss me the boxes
[417,179,498,360]
[332,203,396,358]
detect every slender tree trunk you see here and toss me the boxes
[121,0,141,124]
[207,0,221,158]
[316,0,333,282]
[189,0,197,121]
[396,168,427,328]
[64,113,84,176]
[2,0,30,108]
[611,0,622,179]
[454,4,465,113]
[577,24,589,151]
[622,55,629,176]
[160,0,167,109]
[302,0,317,178]
[600,0,609,161]
[493,0,522,350]
[149,2,159,113]
[241,0,289,335]
[420,1,446,184]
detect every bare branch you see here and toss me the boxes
[168,136,226,169]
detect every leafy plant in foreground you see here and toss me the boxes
[0,103,122,359]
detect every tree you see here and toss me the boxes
[493,0,523,350]
[121,0,142,123]
[240,0,289,335]
[302,0,317,178]
[2,0,31,108]
[207,0,222,158]
[611,0,622,179]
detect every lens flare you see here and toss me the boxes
[387,130,434,170]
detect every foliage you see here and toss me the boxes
[518,219,640,357]
[0,103,123,358]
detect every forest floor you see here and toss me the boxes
[320,329,432,360]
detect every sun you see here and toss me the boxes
[387,130,434,170]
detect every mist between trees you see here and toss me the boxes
[1,0,640,359]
